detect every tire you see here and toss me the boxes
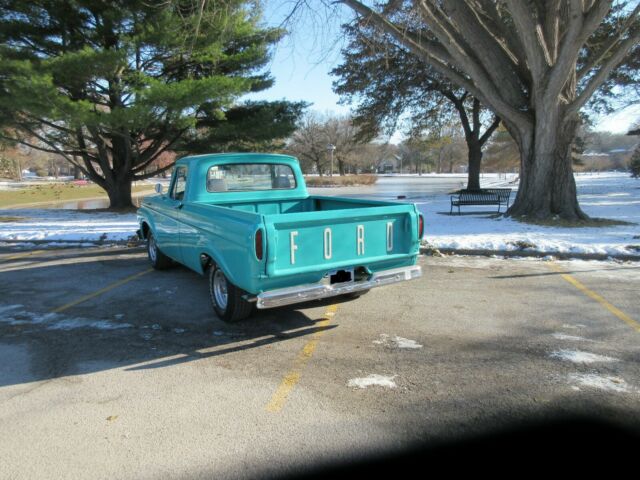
[147,230,173,270]
[209,266,254,322]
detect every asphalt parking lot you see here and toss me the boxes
[1,246,639,479]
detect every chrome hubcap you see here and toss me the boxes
[213,269,228,310]
[148,235,157,262]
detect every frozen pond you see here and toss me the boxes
[37,175,509,209]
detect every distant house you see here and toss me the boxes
[376,155,400,174]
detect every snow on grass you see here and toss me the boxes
[550,349,618,364]
[0,303,133,331]
[569,373,632,393]
[0,172,638,254]
[419,172,640,257]
[373,334,423,349]
[0,208,137,243]
[347,374,397,389]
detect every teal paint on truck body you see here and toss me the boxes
[137,153,423,314]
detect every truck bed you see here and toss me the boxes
[198,196,391,215]
[194,195,420,278]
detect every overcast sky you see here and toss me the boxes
[244,1,638,136]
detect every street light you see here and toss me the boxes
[327,143,336,177]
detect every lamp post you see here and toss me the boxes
[327,143,336,177]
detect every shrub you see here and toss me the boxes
[304,174,377,187]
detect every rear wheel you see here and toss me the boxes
[147,231,172,270]
[209,266,254,322]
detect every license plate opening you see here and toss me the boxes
[330,269,353,284]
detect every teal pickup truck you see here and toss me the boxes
[137,153,423,321]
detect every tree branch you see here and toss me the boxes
[339,1,530,127]
[504,0,547,80]
[442,0,527,107]
[567,29,640,117]
[132,162,175,181]
[577,2,640,80]
[479,115,501,145]
[546,0,611,100]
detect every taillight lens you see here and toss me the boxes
[255,229,264,260]
[418,215,424,238]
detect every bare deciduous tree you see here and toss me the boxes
[287,113,364,175]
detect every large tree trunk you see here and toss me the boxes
[105,177,134,210]
[466,142,482,190]
[507,113,587,220]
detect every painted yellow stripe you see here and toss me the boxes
[51,268,153,314]
[266,304,338,413]
[551,263,640,333]
[2,249,46,262]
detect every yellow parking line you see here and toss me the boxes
[266,304,338,413]
[550,263,640,333]
[51,269,153,314]
[2,249,46,262]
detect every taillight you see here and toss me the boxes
[418,215,424,238]
[255,229,264,260]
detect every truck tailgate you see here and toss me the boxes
[264,204,419,277]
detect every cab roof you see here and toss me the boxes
[176,152,300,168]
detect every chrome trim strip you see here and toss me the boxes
[255,265,422,309]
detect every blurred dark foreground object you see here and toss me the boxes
[278,417,639,478]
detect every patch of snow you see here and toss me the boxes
[347,374,397,389]
[562,324,587,330]
[569,373,632,393]
[0,304,23,314]
[552,333,590,342]
[373,334,423,349]
[0,304,133,331]
[47,319,133,331]
[0,208,137,243]
[419,173,640,257]
[550,349,617,364]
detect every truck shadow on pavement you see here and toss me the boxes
[0,249,340,389]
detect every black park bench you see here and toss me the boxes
[450,188,512,214]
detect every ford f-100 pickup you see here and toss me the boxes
[137,153,423,321]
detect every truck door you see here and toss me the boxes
[154,166,187,262]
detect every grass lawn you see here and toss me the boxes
[0,183,153,208]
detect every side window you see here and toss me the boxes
[170,167,187,201]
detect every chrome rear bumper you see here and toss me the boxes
[254,265,422,309]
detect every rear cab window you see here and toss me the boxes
[206,163,296,192]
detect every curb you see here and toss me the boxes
[420,246,640,262]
